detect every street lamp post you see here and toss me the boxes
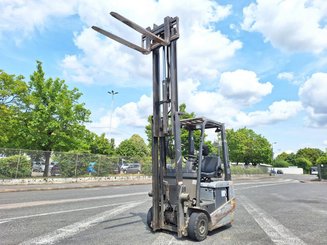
[108,90,118,137]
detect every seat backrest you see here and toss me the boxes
[201,156,221,177]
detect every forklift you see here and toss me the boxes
[93,12,236,241]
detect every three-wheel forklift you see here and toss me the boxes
[93,12,236,241]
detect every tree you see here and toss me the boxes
[116,134,149,159]
[0,70,28,147]
[294,157,312,173]
[272,159,289,168]
[23,61,91,176]
[227,128,272,165]
[276,152,296,166]
[89,133,115,155]
[296,148,325,165]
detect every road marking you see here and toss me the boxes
[0,201,137,224]
[235,180,298,191]
[235,179,295,186]
[151,233,184,245]
[0,192,148,210]
[19,201,145,245]
[239,195,306,245]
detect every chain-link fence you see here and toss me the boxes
[0,148,152,179]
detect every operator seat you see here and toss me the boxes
[201,156,222,178]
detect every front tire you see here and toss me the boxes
[147,207,153,230]
[188,212,208,241]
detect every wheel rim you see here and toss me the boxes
[199,219,206,235]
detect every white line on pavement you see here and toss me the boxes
[151,232,184,245]
[234,179,295,186]
[0,201,138,224]
[235,181,298,191]
[0,192,148,210]
[239,195,306,245]
[19,201,145,245]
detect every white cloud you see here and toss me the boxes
[178,76,298,129]
[61,0,241,85]
[299,72,327,127]
[219,69,273,106]
[277,72,294,81]
[323,140,327,146]
[242,0,327,53]
[0,0,78,41]
[87,94,152,143]
[234,100,302,127]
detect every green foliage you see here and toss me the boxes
[0,70,28,147]
[294,157,312,173]
[140,156,152,175]
[0,61,92,176]
[88,133,115,155]
[276,152,296,166]
[272,159,289,168]
[24,61,91,152]
[227,128,272,165]
[296,148,325,165]
[117,134,149,159]
[0,155,31,178]
[317,156,327,165]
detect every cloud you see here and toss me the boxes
[218,69,273,106]
[242,0,327,53]
[178,75,298,129]
[299,72,327,126]
[0,0,78,41]
[87,94,152,143]
[277,72,294,81]
[234,100,303,127]
[59,0,241,86]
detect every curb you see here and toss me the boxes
[0,179,152,193]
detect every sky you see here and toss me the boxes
[1,0,327,155]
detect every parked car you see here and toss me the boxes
[50,164,61,176]
[269,169,276,176]
[32,162,55,172]
[120,163,130,172]
[123,163,141,174]
[277,170,283,174]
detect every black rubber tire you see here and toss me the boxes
[147,207,153,230]
[188,212,208,241]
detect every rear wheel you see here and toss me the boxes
[188,212,208,241]
[147,207,153,230]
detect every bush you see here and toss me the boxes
[272,159,289,168]
[294,157,312,173]
[0,155,31,178]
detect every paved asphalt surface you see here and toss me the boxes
[0,174,326,245]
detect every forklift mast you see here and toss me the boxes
[92,11,183,232]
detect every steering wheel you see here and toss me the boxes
[184,154,197,161]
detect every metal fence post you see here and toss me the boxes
[15,149,22,179]
[74,154,79,178]
[97,155,101,177]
